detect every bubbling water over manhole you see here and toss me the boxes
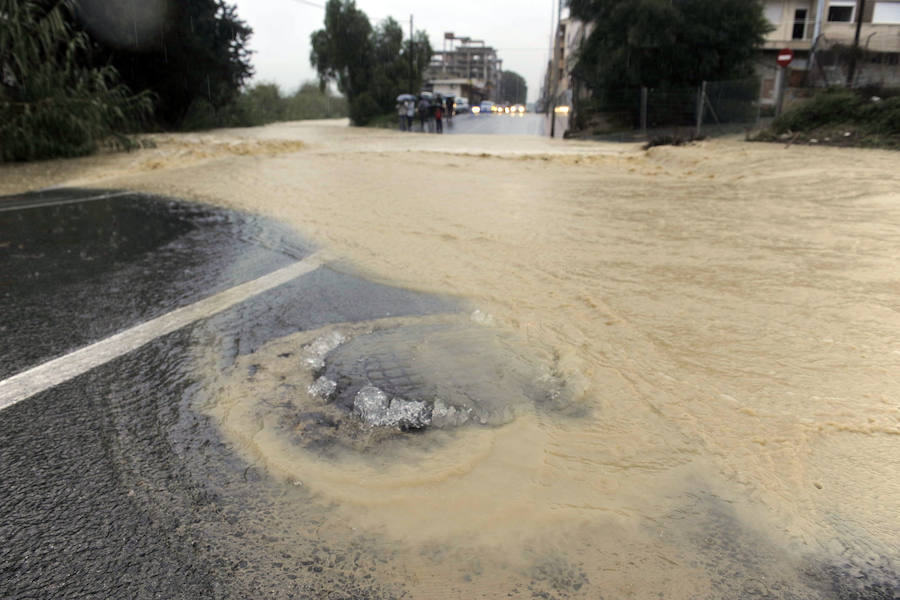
[318,322,574,431]
[203,314,583,461]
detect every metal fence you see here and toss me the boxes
[808,36,900,89]
[556,76,764,141]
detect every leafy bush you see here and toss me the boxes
[772,88,862,133]
[179,99,228,131]
[235,83,285,126]
[772,88,900,136]
[859,96,900,135]
[177,82,348,130]
[283,83,348,122]
[349,92,379,126]
[0,0,152,162]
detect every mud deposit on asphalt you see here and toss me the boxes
[4,122,899,598]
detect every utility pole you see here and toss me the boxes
[409,15,414,93]
[545,0,556,112]
[846,0,866,87]
[549,0,563,137]
[809,0,827,77]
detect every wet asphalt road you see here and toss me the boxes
[0,189,456,599]
[0,190,307,378]
[444,112,546,136]
[1,189,897,599]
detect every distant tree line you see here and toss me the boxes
[232,82,347,128]
[499,71,527,105]
[310,0,432,125]
[1,0,345,162]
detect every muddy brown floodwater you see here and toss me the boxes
[4,121,898,598]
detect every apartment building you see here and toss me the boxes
[540,13,593,112]
[424,35,502,103]
[761,0,900,97]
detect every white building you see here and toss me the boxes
[424,36,502,103]
[761,0,900,97]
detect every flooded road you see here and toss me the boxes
[1,122,898,598]
[446,112,546,136]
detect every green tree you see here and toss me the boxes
[405,31,433,94]
[569,0,771,90]
[369,18,432,112]
[235,82,284,125]
[74,0,254,129]
[499,71,527,105]
[310,0,373,122]
[369,18,405,112]
[285,82,347,120]
[310,0,431,125]
[0,0,152,161]
[229,81,348,127]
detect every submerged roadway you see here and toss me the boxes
[445,112,546,136]
[0,189,461,599]
[1,127,896,600]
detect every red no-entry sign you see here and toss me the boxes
[776,48,794,68]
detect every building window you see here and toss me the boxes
[873,1,900,23]
[765,2,784,24]
[827,0,856,22]
[793,8,808,38]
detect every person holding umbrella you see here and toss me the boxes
[434,93,444,134]
[405,98,415,132]
[445,96,455,123]
[418,94,432,133]
[396,94,415,131]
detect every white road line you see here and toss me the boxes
[0,190,134,212]
[0,255,322,411]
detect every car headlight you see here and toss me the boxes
[472,106,480,114]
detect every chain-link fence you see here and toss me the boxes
[555,76,764,141]
[809,36,900,90]
[753,38,900,122]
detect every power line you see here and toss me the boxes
[281,0,390,23]
[284,0,325,8]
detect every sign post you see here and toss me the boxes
[775,48,794,117]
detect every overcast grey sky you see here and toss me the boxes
[231,0,557,102]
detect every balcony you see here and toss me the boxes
[764,17,900,54]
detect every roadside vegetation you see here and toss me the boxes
[750,88,900,149]
[1,0,347,163]
[187,82,348,130]
[0,0,152,161]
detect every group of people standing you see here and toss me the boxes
[397,94,455,134]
